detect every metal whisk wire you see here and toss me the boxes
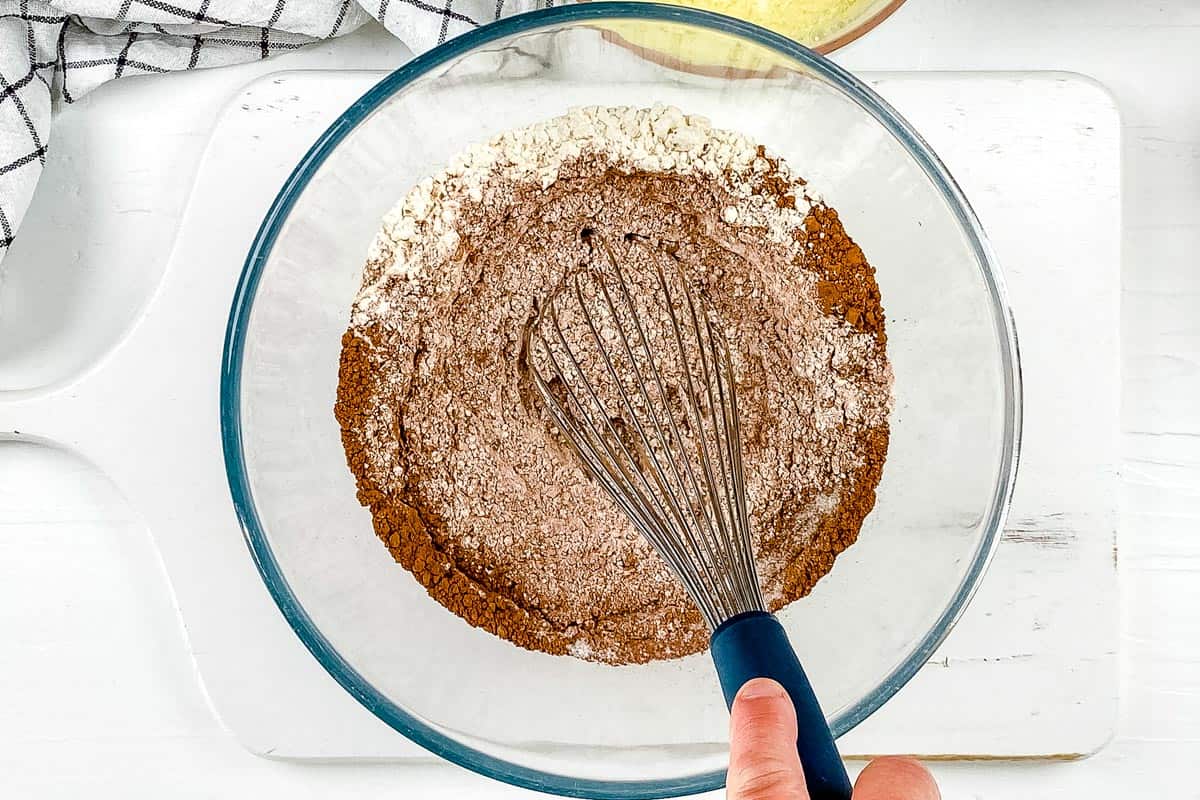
[525,234,853,800]
[525,237,764,630]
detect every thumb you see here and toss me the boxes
[853,757,939,800]
[727,678,809,800]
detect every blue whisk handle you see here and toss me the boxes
[710,611,852,800]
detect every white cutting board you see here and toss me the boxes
[1,70,1119,761]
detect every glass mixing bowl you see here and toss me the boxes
[221,5,1021,797]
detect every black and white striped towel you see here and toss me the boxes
[0,0,543,260]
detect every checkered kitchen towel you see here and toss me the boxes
[0,0,546,260]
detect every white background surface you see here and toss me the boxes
[0,0,1197,797]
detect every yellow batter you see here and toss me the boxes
[605,0,889,71]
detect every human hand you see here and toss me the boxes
[727,678,940,800]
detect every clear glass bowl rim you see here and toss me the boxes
[219,5,1023,797]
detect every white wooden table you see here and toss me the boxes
[1,0,1197,797]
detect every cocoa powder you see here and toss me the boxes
[803,206,886,343]
[334,107,892,664]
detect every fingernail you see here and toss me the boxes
[737,678,786,701]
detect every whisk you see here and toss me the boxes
[525,234,853,800]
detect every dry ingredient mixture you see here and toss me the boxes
[335,106,892,664]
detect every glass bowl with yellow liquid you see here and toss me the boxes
[595,0,907,68]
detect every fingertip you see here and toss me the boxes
[727,679,807,800]
[729,678,796,745]
[854,756,939,800]
[735,677,789,703]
